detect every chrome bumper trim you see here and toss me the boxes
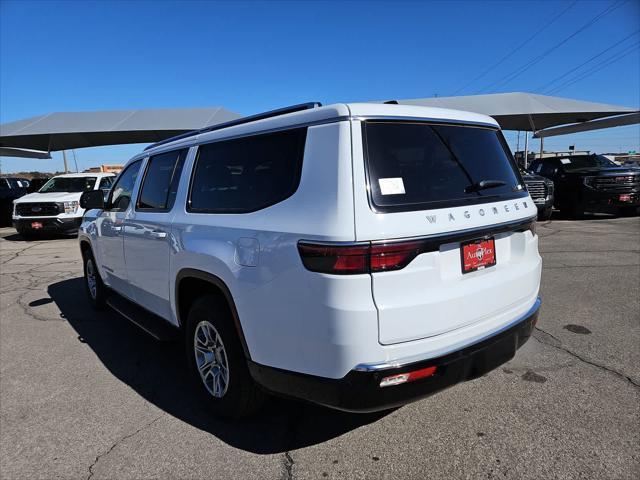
[353,297,541,372]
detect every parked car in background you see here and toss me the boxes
[26,177,52,194]
[529,154,640,217]
[0,178,29,227]
[521,168,554,221]
[78,102,541,418]
[622,158,640,168]
[12,172,115,236]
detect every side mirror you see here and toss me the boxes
[80,190,105,210]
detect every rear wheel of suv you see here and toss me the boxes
[82,249,107,310]
[185,294,264,418]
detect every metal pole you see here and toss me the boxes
[62,150,68,173]
[524,132,529,169]
[72,149,79,172]
[539,137,544,159]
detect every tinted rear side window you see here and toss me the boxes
[189,128,307,213]
[138,149,187,210]
[363,122,524,212]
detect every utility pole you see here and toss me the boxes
[62,150,68,173]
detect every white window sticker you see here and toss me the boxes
[378,177,406,195]
[560,159,571,164]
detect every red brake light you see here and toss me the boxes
[370,241,424,272]
[298,240,425,275]
[380,366,437,387]
[297,243,369,275]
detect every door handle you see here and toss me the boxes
[149,230,167,239]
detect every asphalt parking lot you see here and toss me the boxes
[1,216,638,480]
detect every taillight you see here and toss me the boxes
[297,243,370,275]
[298,240,425,275]
[370,241,424,272]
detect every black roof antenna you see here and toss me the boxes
[383,100,399,104]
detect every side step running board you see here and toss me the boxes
[106,293,180,342]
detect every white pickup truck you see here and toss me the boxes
[13,172,114,236]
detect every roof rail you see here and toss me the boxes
[144,102,322,151]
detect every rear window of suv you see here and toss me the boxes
[363,121,524,212]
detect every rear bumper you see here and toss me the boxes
[13,216,82,234]
[249,298,540,412]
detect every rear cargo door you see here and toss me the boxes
[351,120,541,345]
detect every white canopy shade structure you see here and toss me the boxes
[395,92,639,167]
[0,107,240,154]
[533,112,640,138]
[0,147,51,159]
[395,92,638,132]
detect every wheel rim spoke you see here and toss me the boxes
[194,321,229,399]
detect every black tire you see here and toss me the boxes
[538,207,553,221]
[185,294,264,418]
[82,248,107,309]
[16,228,35,239]
[560,200,583,218]
[618,206,638,217]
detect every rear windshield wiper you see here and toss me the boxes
[464,179,506,193]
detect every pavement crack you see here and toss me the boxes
[86,415,163,480]
[280,403,303,480]
[533,327,639,388]
[282,451,295,480]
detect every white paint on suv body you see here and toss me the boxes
[80,103,541,379]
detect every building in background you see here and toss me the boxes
[83,164,123,174]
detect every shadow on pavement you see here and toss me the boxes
[47,277,390,454]
[0,231,76,242]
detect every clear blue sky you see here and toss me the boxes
[1,0,639,173]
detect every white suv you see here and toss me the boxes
[78,103,542,417]
[13,172,114,236]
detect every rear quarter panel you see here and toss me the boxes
[170,121,378,377]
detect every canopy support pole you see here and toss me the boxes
[62,150,68,173]
[539,137,544,160]
[524,133,529,169]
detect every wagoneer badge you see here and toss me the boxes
[426,200,530,224]
[32,206,42,212]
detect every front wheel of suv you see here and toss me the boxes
[185,294,264,418]
[82,248,107,310]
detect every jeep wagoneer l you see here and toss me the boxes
[78,103,542,417]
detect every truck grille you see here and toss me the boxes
[525,180,547,201]
[592,175,640,191]
[15,202,61,217]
